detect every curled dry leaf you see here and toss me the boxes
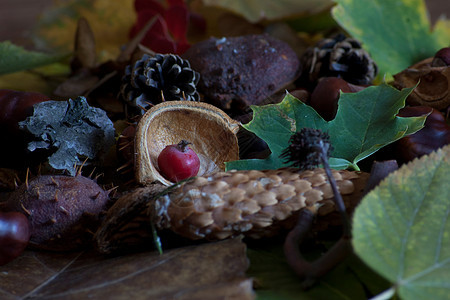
[393,57,450,110]
[135,101,240,186]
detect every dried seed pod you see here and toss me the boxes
[5,174,110,251]
[150,167,369,240]
[393,54,450,110]
[135,101,240,186]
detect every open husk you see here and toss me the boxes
[393,57,450,110]
[135,101,240,186]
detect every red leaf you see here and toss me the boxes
[164,5,189,41]
[134,0,164,13]
[130,0,192,54]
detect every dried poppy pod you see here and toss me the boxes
[393,56,450,110]
[135,101,240,186]
[149,167,369,240]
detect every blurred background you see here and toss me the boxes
[1,0,449,48]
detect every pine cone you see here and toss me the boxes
[150,168,369,240]
[300,33,378,87]
[95,168,369,253]
[120,53,200,116]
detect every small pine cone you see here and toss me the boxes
[300,33,378,87]
[150,168,369,240]
[120,53,200,116]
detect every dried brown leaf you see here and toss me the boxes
[0,238,253,299]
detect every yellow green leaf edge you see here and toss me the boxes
[352,144,450,300]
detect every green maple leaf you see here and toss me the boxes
[352,144,450,300]
[0,41,67,75]
[332,0,450,78]
[226,83,427,171]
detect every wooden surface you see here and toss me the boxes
[0,0,449,49]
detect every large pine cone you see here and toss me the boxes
[120,53,200,116]
[150,168,369,240]
[300,33,378,87]
[95,168,369,254]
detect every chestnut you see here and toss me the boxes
[308,77,365,121]
[395,106,450,163]
[432,47,450,67]
[0,211,31,266]
[0,89,49,168]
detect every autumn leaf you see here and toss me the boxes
[0,238,252,299]
[332,0,450,78]
[202,0,333,23]
[0,41,67,75]
[352,144,450,300]
[34,0,135,61]
[226,83,427,171]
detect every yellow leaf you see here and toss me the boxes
[34,0,136,62]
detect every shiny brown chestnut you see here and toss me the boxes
[395,106,450,163]
[0,211,31,266]
[308,77,365,121]
[0,89,49,168]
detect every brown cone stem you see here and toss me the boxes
[284,159,399,288]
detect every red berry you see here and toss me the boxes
[157,140,200,182]
[0,211,30,265]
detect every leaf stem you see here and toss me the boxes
[369,286,396,300]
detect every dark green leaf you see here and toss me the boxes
[226,84,426,171]
[0,41,67,75]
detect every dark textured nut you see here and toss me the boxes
[182,34,300,110]
[394,106,450,163]
[5,174,110,251]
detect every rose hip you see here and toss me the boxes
[157,140,200,182]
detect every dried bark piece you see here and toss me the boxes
[151,167,369,240]
[135,101,240,186]
[393,57,450,110]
